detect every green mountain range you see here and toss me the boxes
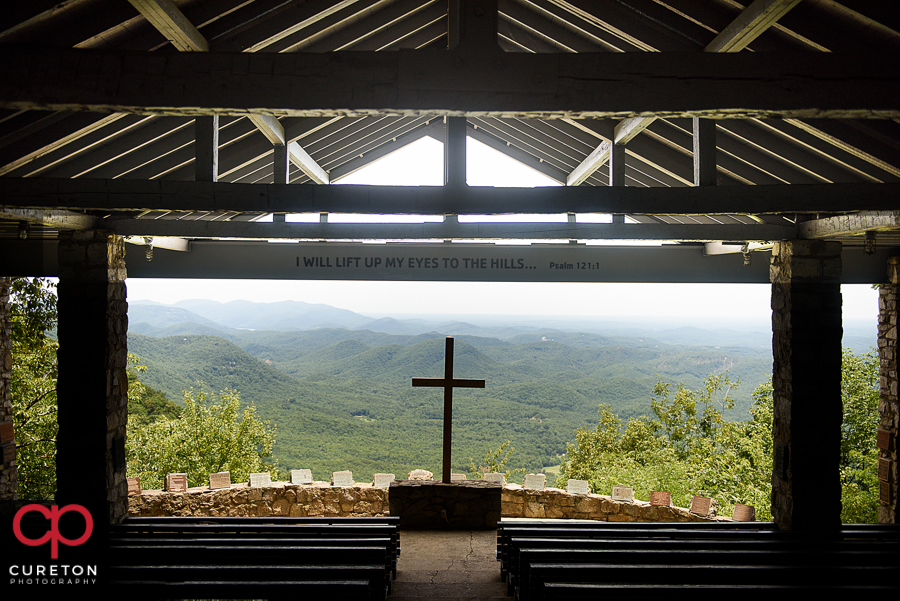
[127,300,777,482]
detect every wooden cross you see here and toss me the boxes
[412,336,486,483]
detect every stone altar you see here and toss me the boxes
[388,479,501,529]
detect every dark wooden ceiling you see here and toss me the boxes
[0,0,898,261]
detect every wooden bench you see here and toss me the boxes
[108,516,399,600]
[498,520,900,601]
[497,520,776,578]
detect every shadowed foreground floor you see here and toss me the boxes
[387,530,511,600]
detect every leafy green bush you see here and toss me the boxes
[558,373,773,519]
[126,386,279,489]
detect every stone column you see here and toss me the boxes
[878,257,899,523]
[0,278,15,502]
[770,240,843,531]
[56,231,129,524]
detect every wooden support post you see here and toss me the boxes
[609,143,625,188]
[449,0,498,52]
[273,144,289,185]
[445,117,467,188]
[195,116,218,182]
[693,118,717,186]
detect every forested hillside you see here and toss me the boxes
[127,317,771,481]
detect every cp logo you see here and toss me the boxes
[13,504,93,559]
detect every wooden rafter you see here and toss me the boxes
[566,0,802,186]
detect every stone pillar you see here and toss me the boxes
[878,257,899,523]
[0,278,15,502]
[770,240,843,531]
[56,231,129,524]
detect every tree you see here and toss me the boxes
[468,440,525,481]
[126,386,280,489]
[126,354,181,428]
[8,277,58,501]
[559,349,880,523]
[836,349,879,523]
[558,372,774,519]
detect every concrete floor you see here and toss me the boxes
[387,530,511,600]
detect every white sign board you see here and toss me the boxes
[209,471,231,490]
[373,473,395,488]
[524,474,546,490]
[566,479,590,495]
[690,495,712,516]
[450,473,467,481]
[612,485,634,502]
[291,469,313,484]
[483,472,506,484]
[332,470,354,486]
[249,472,271,488]
[733,503,755,522]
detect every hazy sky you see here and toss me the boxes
[125,137,880,321]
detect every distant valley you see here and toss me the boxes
[126,299,876,481]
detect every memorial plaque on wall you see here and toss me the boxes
[209,471,231,490]
[127,477,141,496]
[332,470,354,486]
[650,491,671,506]
[374,473,395,488]
[612,485,634,502]
[483,472,506,484]
[774,445,788,480]
[524,474,546,490]
[291,469,313,484]
[166,473,187,492]
[1,443,14,464]
[879,458,891,483]
[732,503,755,522]
[450,473,467,481]
[877,429,892,451]
[0,421,13,444]
[249,472,271,487]
[690,496,712,516]
[881,480,893,504]
[567,479,590,495]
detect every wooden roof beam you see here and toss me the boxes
[566,0,802,187]
[127,1,328,184]
[705,0,802,53]
[247,114,330,184]
[106,218,794,242]
[2,46,895,119]
[799,211,900,239]
[4,178,899,216]
[127,0,209,52]
[0,207,96,230]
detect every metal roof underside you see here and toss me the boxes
[0,0,899,264]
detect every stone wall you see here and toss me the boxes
[129,482,388,517]
[879,256,899,523]
[0,278,14,501]
[129,482,731,522]
[500,485,721,522]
